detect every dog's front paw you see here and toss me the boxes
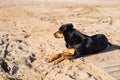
[53,56,65,65]
[47,58,53,63]
[54,60,60,65]
[47,54,62,63]
[47,57,56,63]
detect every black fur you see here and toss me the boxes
[58,23,110,59]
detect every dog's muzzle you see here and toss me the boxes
[54,31,64,38]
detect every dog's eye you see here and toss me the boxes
[59,25,66,34]
[59,31,63,34]
[59,29,63,34]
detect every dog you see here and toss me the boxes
[47,23,111,64]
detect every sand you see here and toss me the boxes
[0,0,120,80]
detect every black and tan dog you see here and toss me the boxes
[47,23,111,64]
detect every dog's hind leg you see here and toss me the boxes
[63,48,75,56]
[47,53,62,63]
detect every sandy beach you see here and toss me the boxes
[0,0,120,80]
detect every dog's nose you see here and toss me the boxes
[54,32,57,38]
[54,31,64,38]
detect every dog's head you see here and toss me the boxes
[54,23,74,38]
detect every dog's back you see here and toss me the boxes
[84,34,108,55]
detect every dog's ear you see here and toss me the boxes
[59,23,74,33]
[66,23,74,29]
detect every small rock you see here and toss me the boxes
[0,59,10,73]
[4,49,9,58]
[0,40,5,46]
[24,35,31,38]
[16,39,23,43]
[3,43,9,58]
[24,58,32,68]
[11,62,19,75]
[29,54,36,63]
[18,46,23,50]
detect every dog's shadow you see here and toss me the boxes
[102,44,120,53]
[82,44,120,57]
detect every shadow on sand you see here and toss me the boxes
[82,44,120,57]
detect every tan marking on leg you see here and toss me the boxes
[68,48,75,55]
[53,48,75,64]
[63,48,75,56]
[53,56,65,64]
[47,53,62,63]
[47,48,75,64]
